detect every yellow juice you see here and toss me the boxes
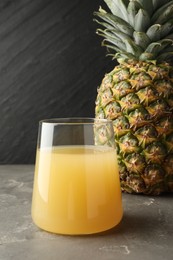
[32,145,123,234]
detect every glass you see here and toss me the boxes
[31,118,123,235]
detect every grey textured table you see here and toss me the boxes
[0,165,172,260]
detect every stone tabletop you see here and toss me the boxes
[0,165,173,260]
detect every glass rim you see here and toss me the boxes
[39,117,113,125]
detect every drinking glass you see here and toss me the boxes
[31,118,123,235]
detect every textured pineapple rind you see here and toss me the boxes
[95,61,173,195]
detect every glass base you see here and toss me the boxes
[32,210,123,235]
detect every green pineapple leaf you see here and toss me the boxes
[152,0,171,10]
[94,10,133,36]
[136,0,154,15]
[94,19,117,31]
[158,19,173,39]
[166,33,173,40]
[145,39,173,55]
[133,31,151,49]
[135,9,150,32]
[151,1,173,24]
[111,29,134,42]
[157,52,173,63]
[104,0,129,22]
[96,28,126,50]
[115,52,136,63]
[103,43,122,55]
[147,24,162,41]
[124,38,143,56]
[127,1,142,27]
[147,21,173,41]
[94,0,173,61]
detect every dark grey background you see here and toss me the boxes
[0,0,114,163]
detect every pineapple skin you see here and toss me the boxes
[96,61,173,195]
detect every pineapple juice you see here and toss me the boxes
[32,145,123,234]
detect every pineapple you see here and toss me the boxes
[94,0,173,195]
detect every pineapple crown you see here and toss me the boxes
[94,0,173,64]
